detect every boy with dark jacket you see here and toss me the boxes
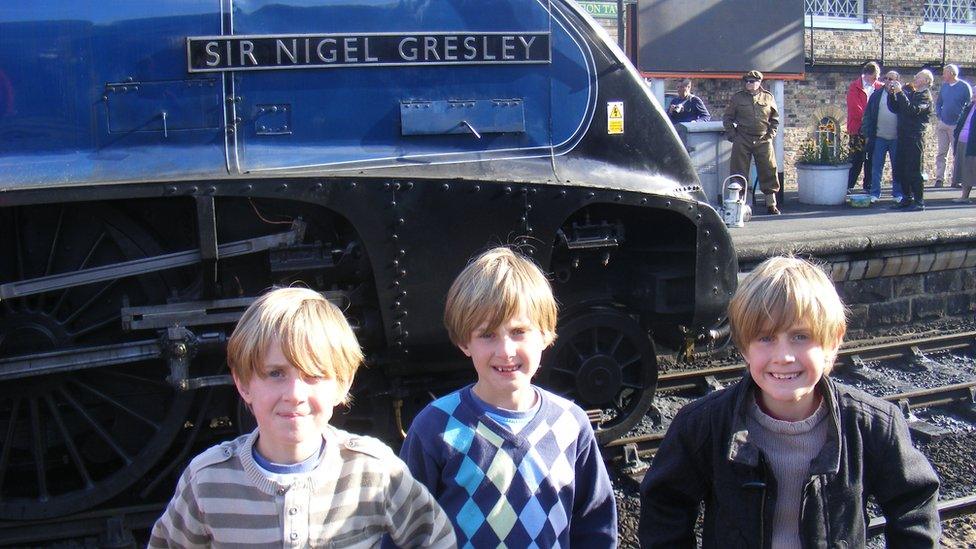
[639,256,940,548]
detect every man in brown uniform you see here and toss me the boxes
[723,70,781,214]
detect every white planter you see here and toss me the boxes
[796,163,852,205]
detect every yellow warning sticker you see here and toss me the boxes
[607,101,624,134]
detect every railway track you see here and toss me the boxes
[603,330,976,467]
[4,331,974,547]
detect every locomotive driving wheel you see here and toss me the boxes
[538,307,657,444]
[0,204,194,520]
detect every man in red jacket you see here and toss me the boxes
[847,62,883,192]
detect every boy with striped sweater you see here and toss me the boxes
[150,287,455,548]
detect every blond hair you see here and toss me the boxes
[444,247,558,347]
[916,69,934,87]
[227,287,363,403]
[729,257,846,368]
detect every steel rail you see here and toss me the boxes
[604,330,976,468]
[605,379,976,466]
[0,503,164,545]
[656,330,976,393]
[868,494,976,536]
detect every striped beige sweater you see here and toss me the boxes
[149,428,456,548]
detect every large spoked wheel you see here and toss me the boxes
[0,205,194,520]
[538,308,657,444]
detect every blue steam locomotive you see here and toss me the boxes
[0,0,736,524]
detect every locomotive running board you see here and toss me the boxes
[0,220,305,301]
[0,331,225,383]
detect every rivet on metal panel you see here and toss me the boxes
[442,183,450,191]
[397,218,405,226]
[472,185,480,193]
[704,230,710,236]
[349,182,358,189]
[312,183,323,191]
[277,184,288,192]
[615,194,622,201]
[559,190,567,198]
[188,186,199,194]
[392,233,399,241]
[666,201,672,207]
[504,186,513,194]
[641,198,647,205]
[587,192,595,199]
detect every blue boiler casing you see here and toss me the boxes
[0,0,737,527]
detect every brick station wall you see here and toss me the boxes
[827,249,976,330]
[643,0,976,191]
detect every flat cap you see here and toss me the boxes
[743,70,763,81]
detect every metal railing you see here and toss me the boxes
[805,11,976,68]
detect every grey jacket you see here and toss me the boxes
[639,374,941,549]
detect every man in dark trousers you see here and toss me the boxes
[723,70,781,214]
[667,79,710,124]
[846,62,883,192]
[889,69,934,211]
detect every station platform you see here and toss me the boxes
[729,185,976,265]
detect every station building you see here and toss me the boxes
[586,0,976,188]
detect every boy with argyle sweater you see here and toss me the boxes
[400,247,617,548]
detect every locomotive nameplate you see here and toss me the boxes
[187,32,551,73]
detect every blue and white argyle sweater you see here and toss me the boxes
[401,385,617,548]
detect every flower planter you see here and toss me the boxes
[796,163,852,205]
